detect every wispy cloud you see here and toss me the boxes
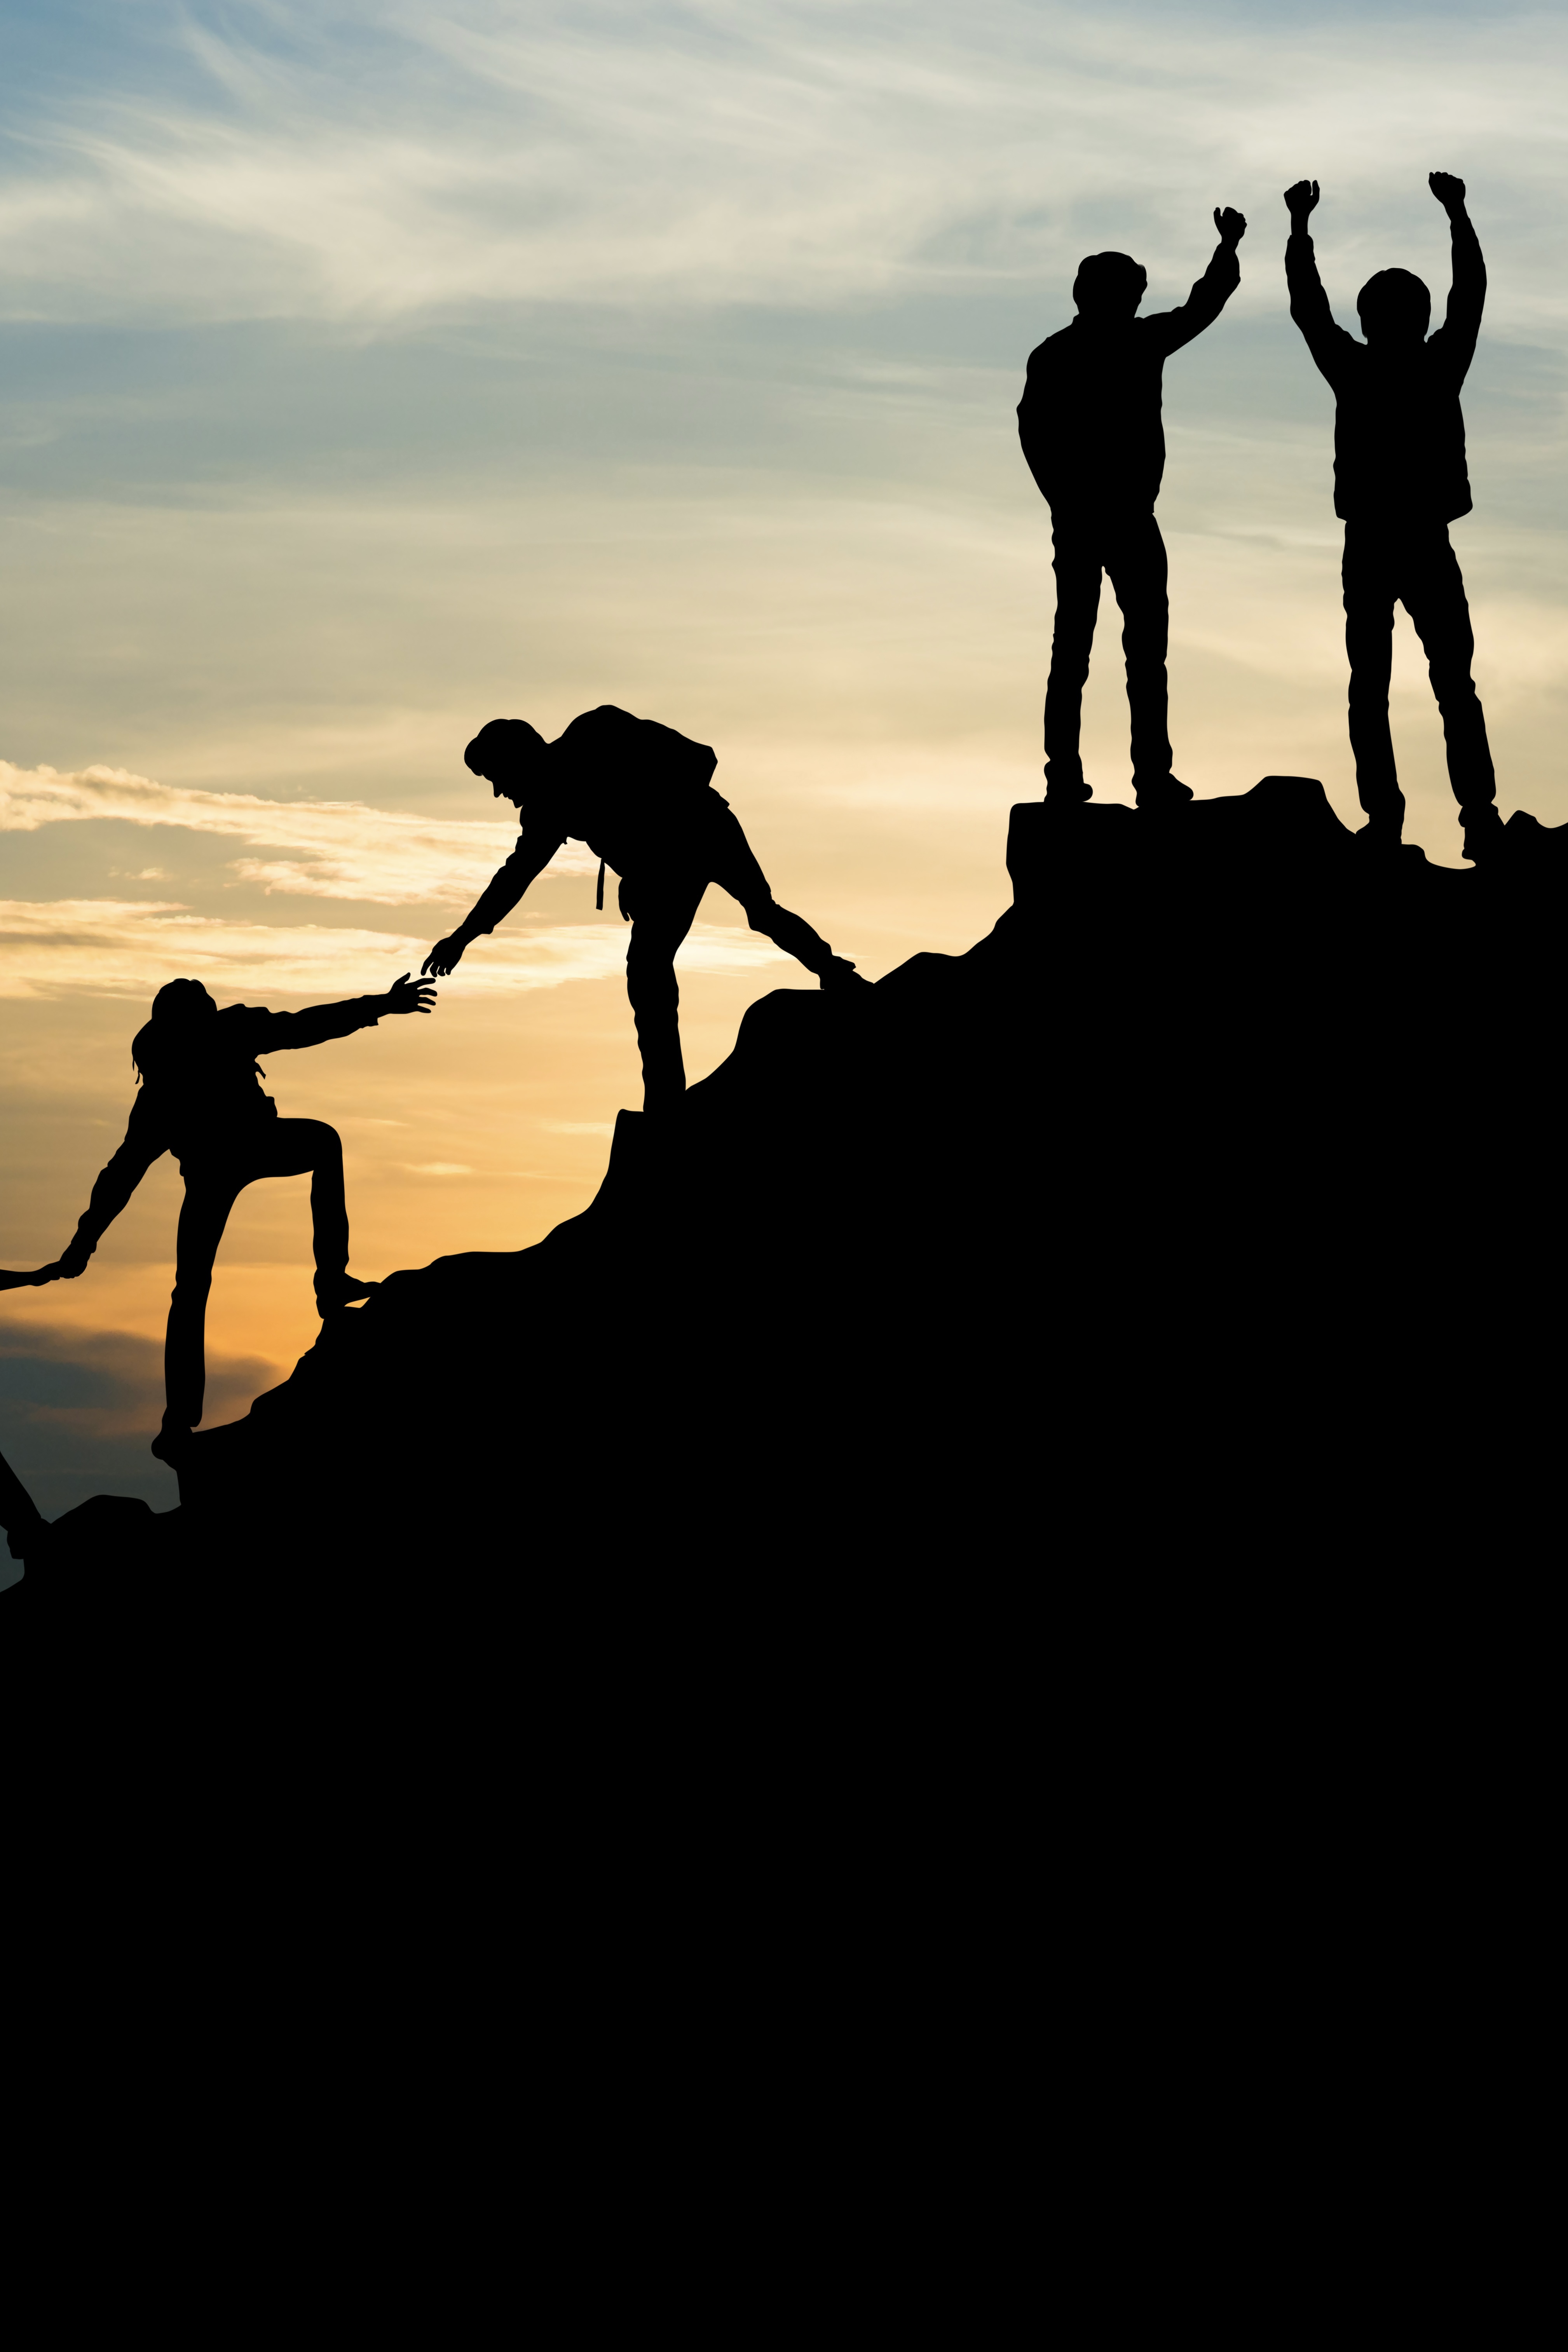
[0,760,595,903]
[0,898,788,1001]
[2,3,1565,331]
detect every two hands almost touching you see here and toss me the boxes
[1214,206,1247,249]
[385,971,439,1012]
[1285,174,1466,224]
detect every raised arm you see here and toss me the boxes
[1148,207,1246,354]
[422,829,564,978]
[58,1091,170,1276]
[1283,179,1355,385]
[1429,173,1484,380]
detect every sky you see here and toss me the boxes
[2,0,1566,1527]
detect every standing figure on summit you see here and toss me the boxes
[422,706,865,1110]
[1284,174,1499,860]
[1018,205,1247,807]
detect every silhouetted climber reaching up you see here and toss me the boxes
[422,706,866,1109]
[52,973,434,1459]
[1285,175,1499,860]
[1018,206,1246,806]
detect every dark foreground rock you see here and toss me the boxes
[6,779,1563,1628]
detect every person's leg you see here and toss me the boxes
[708,813,862,988]
[160,1169,242,1442]
[1104,514,1178,799]
[624,874,708,1110]
[250,1117,368,1310]
[1400,527,1498,846]
[1343,522,1404,837]
[1043,523,1103,797]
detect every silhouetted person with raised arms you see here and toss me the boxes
[422,706,865,1109]
[1018,206,1247,806]
[1285,174,1500,860]
[52,972,434,1459]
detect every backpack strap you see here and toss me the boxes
[596,858,606,911]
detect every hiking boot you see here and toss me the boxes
[1353,821,1404,854]
[315,1272,379,1315]
[150,1418,194,1464]
[1460,804,1506,865]
[1043,767,1092,805]
[1134,773,1195,810]
[820,957,872,991]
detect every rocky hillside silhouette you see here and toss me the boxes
[7,777,1563,1623]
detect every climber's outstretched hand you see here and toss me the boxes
[420,938,467,980]
[0,1262,65,1290]
[385,972,438,1015]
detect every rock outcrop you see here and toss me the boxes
[6,778,1562,1621]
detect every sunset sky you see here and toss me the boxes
[3,0,1566,1526]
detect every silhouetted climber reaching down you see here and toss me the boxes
[1018,206,1246,807]
[52,973,435,1459]
[1285,175,1500,860]
[422,706,867,1109]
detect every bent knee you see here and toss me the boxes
[743,896,776,931]
[283,1117,342,1152]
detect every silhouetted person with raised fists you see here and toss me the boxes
[52,972,434,1458]
[1018,206,1247,807]
[422,706,866,1111]
[1285,175,1500,860]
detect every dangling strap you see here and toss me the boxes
[596,858,606,912]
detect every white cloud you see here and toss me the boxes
[0,759,597,903]
[0,898,788,1001]
[1,3,1564,333]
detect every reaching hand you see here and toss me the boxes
[1284,180,1320,223]
[1214,206,1247,249]
[385,970,438,1015]
[1429,171,1466,214]
[57,1238,91,1279]
[420,938,466,980]
[0,1262,63,1291]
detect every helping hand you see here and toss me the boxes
[1214,206,1247,248]
[385,971,439,1014]
[420,938,466,980]
[1284,180,1320,221]
[57,1238,91,1279]
[1429,172,1466,214]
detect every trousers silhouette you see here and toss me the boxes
[167,1119,348,1428]
[621,809,833,1102]
[1343,520,1495,823]
[1045,515,1173,785]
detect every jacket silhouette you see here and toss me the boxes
[422,705,865,1109]
[1018,210,1245,804]
[58,975,433,1455]
[1284,174,1498,854]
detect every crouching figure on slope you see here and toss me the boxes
[54,972,435,1459]
[422,704,867,1111]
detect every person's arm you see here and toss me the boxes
[249,974,436,1055]
[1429,173,1484,380]
[1147,207,1246,354]
[57,1092,170,1276]
[421,829,565,978]
[1283,180,1354,385]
